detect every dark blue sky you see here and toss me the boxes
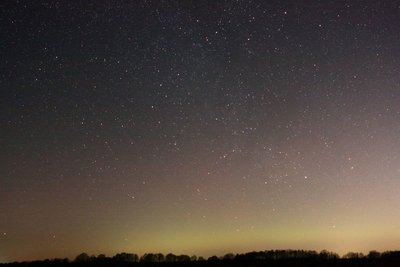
[1,0,400,262]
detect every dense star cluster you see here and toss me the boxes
[1,0,400,262]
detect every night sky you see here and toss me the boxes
[1,0,400,262]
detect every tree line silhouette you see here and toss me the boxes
[3,250,400,267]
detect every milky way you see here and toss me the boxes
[1,0,400,262]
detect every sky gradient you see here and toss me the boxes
[1,0,400,262]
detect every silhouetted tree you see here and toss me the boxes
[368,250,381,259]
[165,253,177,262]
[207,255,219,261]
[343,252,364,259]
[319,250,339,260]
[114,252,138,262]
[9,249,400,267]
[51,258,69,264]
[176,255,190,262]
[140,253,164,262]
[223,253,235,260]
[97,254,107,261]
[154,253,164,262]
[381,250,400,260]
[140,253,154,262]
[74,253,90,262]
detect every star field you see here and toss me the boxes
[1,0,400,262]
